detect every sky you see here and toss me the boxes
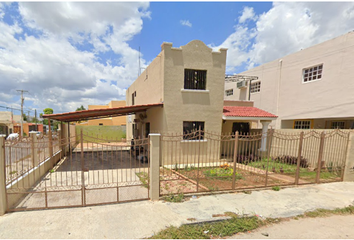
[1,1,354,117]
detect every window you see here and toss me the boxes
[250,81,261,93]
[132,92,135,105]
[225,89,233,96]
[99,123,103,126]
[184,69,207,90]
[183,121,204,140]
[294,120,311,129]
[303,64,323,83]
[232,122,250,135]
[145,122,150,138]
[331,121,345,129]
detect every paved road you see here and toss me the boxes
[232,215,354,239]
[0,182,353,239]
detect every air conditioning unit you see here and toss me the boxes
[237,80,247,89]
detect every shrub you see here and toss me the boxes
[272,155,309,168]
[236,153,261,164]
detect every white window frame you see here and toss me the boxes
[225,89,233,96]
[250,81,261,93]
[302,64,323,84]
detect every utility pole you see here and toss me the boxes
[35,109,37,131]
[16,90,28,138]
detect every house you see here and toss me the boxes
[79,100,126,126]
[13,123,44,136]
[0,111,21,135]
[224,31,354,130]
[126,40,277,154]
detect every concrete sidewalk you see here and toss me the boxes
[0,182,354,239]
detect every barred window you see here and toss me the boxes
[303,64,323,83]
[183,121,204,140]
[184,69,207,90]
[225,89,233,96]
[331,121,345,129]
[294,120,311,129]
[250,81,261,93]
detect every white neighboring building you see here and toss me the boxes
[224,31,354,130]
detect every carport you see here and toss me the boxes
[7,103,163,211]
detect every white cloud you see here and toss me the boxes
[216,2,354,74]
[239,6,257,24]
[180,20,192,27]
[0,2,150,113]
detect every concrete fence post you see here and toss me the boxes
[0,136,7,215]
[149,133,161,201]
[343,132,354,181]
[30,132,39,167]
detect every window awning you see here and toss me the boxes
[223,106,277,121]
[42,103,163,122]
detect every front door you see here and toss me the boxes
[232,122,250,135]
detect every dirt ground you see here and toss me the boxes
[232,215,354,239]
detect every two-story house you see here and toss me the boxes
[126,40,277,158]
[224,31,354,130]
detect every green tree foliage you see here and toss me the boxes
[43,108,54,115]
[41,108,54,126]
[76,105,86,111]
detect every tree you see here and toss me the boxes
[76,105,86,111]
[22,113,28,122]
[41,108,54,126]
[43,108,54,115]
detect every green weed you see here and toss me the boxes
[136,172,149,188]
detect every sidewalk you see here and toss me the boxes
[0,182,353,239]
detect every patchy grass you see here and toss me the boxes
[272,186,281,191]
[76,125,126,142]
[298,205,354,218]
[248,158,340,181]
[150,215,262,239]
[203,167,242,180]
[150,205,354,239]
[136,172,149,188]
[163,192,185,203]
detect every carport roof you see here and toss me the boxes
[42,103,163,122]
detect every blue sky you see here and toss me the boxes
[1,2,354,117]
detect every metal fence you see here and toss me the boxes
[159,129,350,196]
[5,134,59,185]
[5,131,150,212]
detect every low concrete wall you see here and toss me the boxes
[344,132,354,181]
[6,150,62,210]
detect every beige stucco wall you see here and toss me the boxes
[162,40,227,134]
[225,32,354,129]
[87,101,126,126]
[126,51,165,140]
[223,100,254,107]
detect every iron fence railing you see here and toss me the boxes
[159,129,350,196]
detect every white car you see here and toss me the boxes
[29,131,42,138]
[6,133,19,141]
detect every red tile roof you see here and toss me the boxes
[223,106,277,118]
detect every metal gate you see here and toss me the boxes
[5,132,149,212]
